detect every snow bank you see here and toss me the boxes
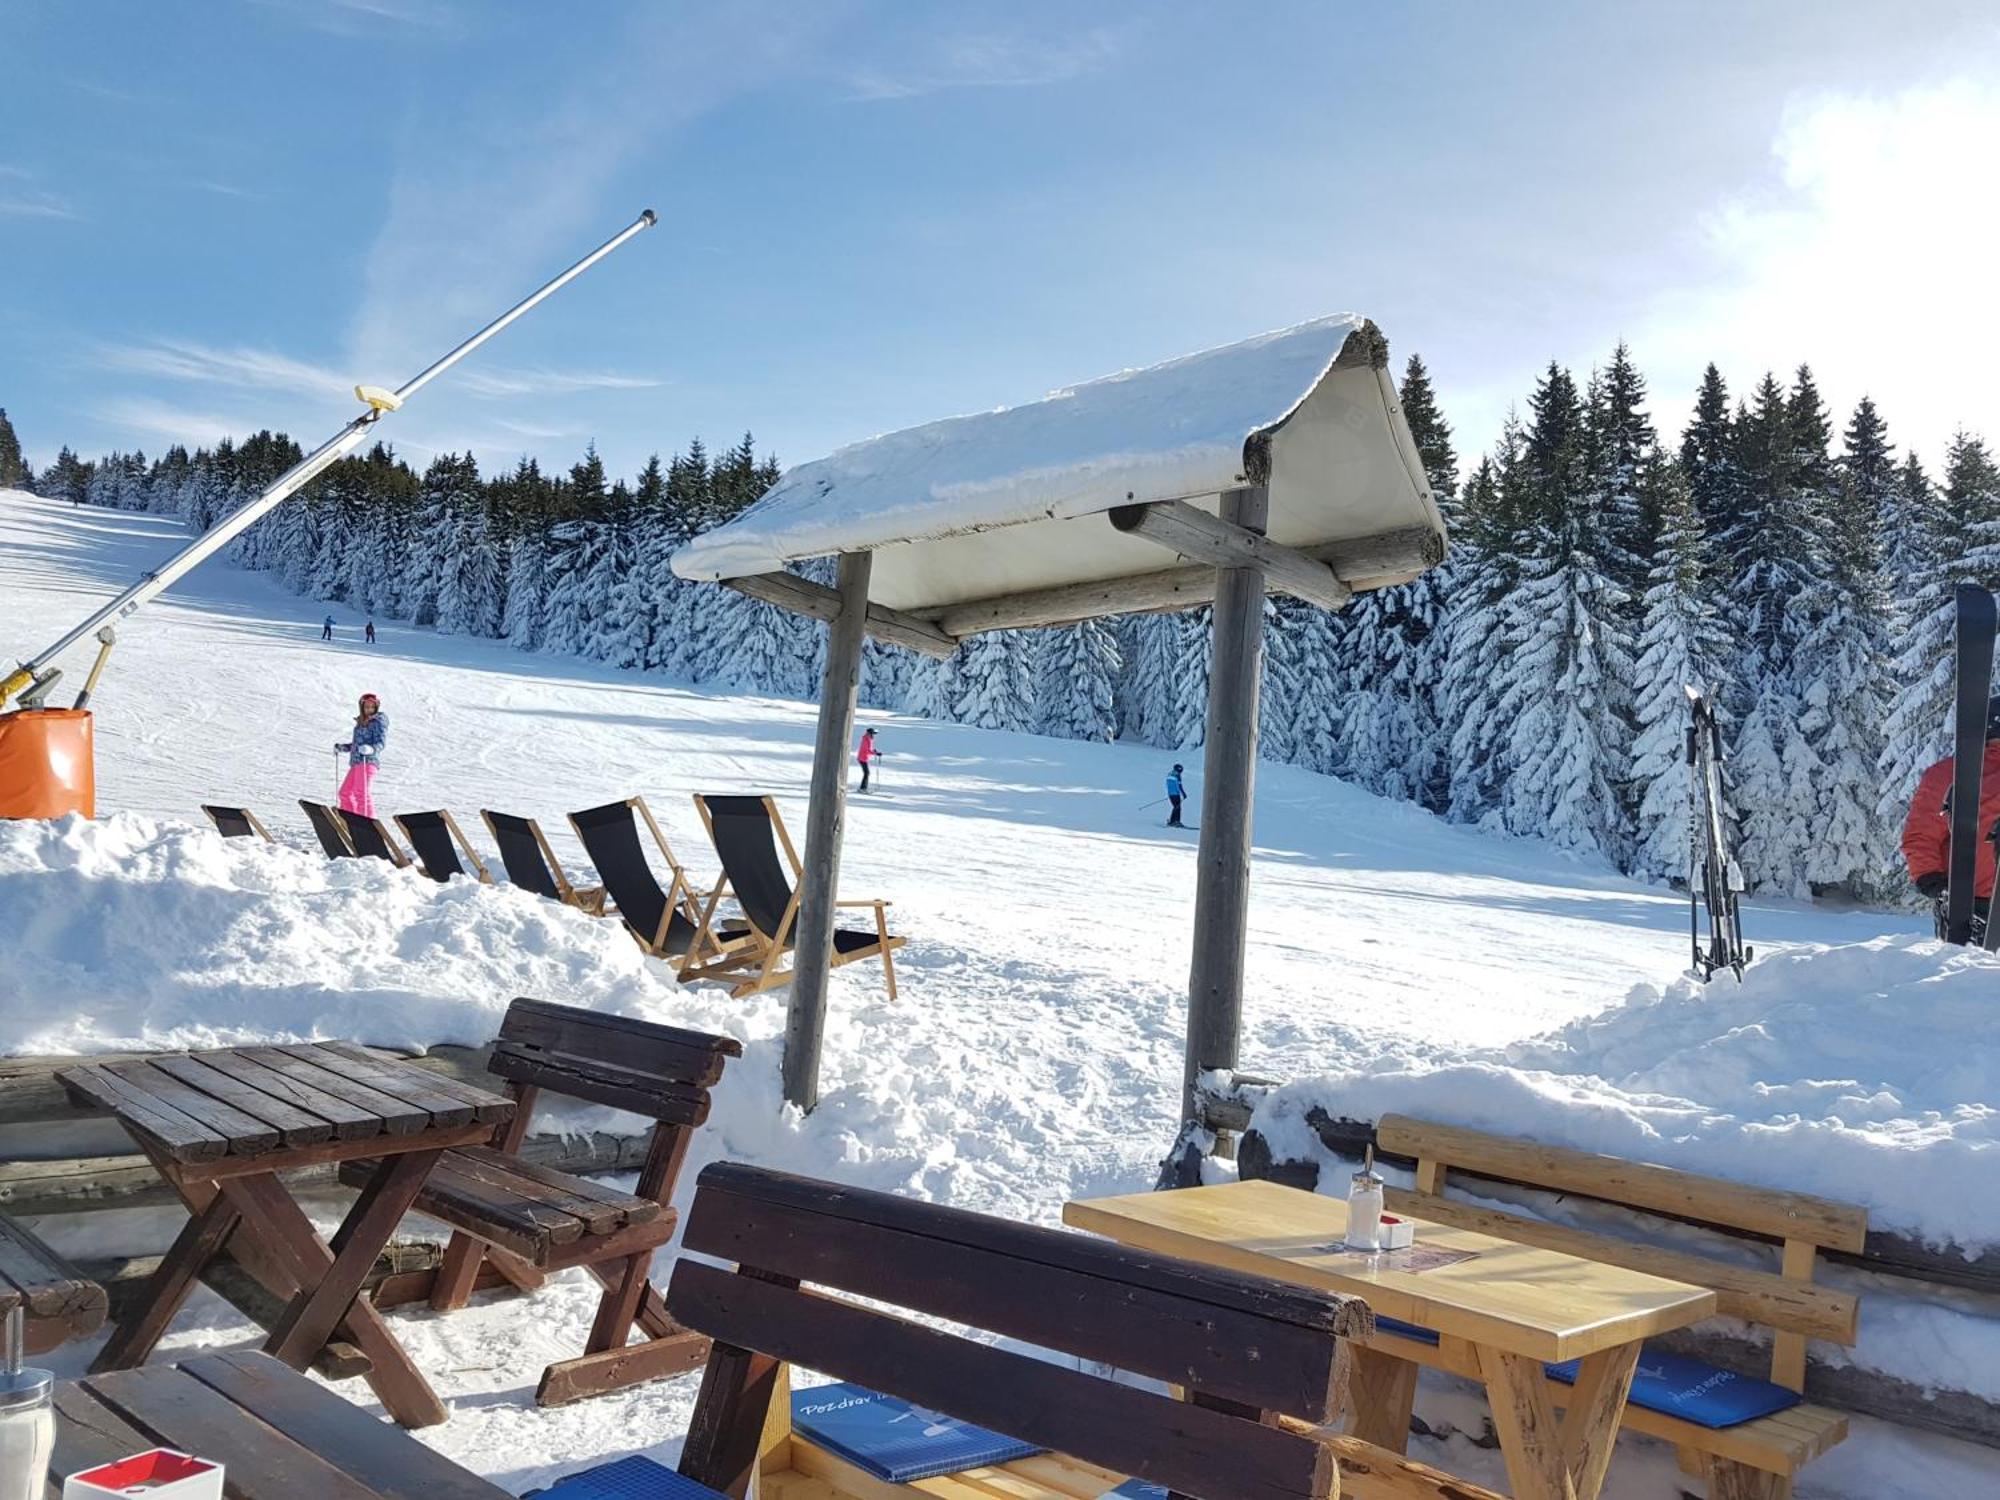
[1251,933,1999,1250]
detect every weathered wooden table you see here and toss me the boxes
[1066,1179,1719,1500]
[58,1042,514,1428]
[49,1350,507,1499]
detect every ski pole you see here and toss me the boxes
[2,208,658,710]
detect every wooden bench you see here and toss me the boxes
[1371,1114,1866,1500]
[0,1209,106,1353]
[665,1161,1505,1500]
[341,998,741,1407]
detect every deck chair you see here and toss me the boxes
[394,809,492,884]
[481,809,606,914]
[341,997,743,1406]
[684,794,902,1000]
[299,799,357,859]
[567,797,753,966]
[338,809,411,867]
[200,804,273,841]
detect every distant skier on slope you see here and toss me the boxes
[1901,696,2000,932]
[1166,763,1186,828]
[334,692,388,818]
[365,619,376,644]
[321,614,335,642]
[856,727,879,792]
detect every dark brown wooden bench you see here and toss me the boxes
[666,1161,1504,1500]
[1373,1114,1864,1500]
[342,998,741,1407]
[0,1209,106,1354]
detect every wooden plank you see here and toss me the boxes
[1319,1435,1510,1500]
[668,1263,1334,1500]
[235,1049,432,1134]
[417,1153,591,1254]
[195,1050,384,1141]
[1182,485,1267,1116]
[149,1056,335,1146]
[448,1144,647,1233]
[1382,1187,1857,1344]
[106,1061,281,1157]
[90,1193,241,1374]
[535,1324,710,1406]
[785,549,872,1113]
[684,1174,1349,1420]
[681,1333,794,1500]
[1771,1239,1816,1389]
[0,1213,108,1351]
[1109,498,1352,610]
[1558,1342,1641,1500]
[498,996,741,1082]
[926,564,1228,637]
[1344,1345,1418,1454]
[1476,1346,1570,1500]
[188,1120,495,1184]
[181,1350,511,1498]
[309,1042,509,1123]
[1375,1114,1868,1252]
[487,1045,710,1126]
[50,1382,154,1494]
[722,569,960,660]
[56,1064,225,1163]
[85,1364,386,1500]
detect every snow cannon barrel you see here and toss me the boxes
[0,708,95,820]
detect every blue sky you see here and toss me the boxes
[5,1,1998,485]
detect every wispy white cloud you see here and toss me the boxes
[94,339,353,399]
[187,179,269,201]
[1632,70,2000,464]
[95,397,264,449]
[845,27,1125,103]
[246,0,457,38]
[0,190,79,221]
[456,366,663,398]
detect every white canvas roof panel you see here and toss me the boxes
[672,315,1444,613]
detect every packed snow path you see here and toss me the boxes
[0,491,1939,1493]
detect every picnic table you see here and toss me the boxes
[1065,1178,1719,1500]
[57,1042,515,1429]
[49,1350,508,1498]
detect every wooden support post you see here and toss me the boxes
[783,550,873,1113]
[1182,485,1268,1120]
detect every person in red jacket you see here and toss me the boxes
[855,727,880,793]
[1901,697,2000,914]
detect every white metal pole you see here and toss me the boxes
[3,209,657,708]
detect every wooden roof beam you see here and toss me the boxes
[722,572,959,659]
[1109,500,1352,611]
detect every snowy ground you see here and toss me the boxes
[3,491,1980,1497]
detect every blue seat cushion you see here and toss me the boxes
[1544,1345,1803,1429]
[530,1456,726,1500]
[1371,1315,1441,1346]
[793,1381,1044,1482]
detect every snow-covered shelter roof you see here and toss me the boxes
[672,315,1443,615]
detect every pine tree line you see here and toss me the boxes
[14,349,1999,900]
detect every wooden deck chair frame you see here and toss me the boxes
[299,799,357,859]
[683,793,902,1001]
[479,809,606,914]
[394,809,493,884]
[200,804,274,842]
[566,797,754,969]
[338,809,413,868]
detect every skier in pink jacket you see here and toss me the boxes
[856,728,880,793]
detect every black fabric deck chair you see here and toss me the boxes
[480,809,605,913]
[567,797,750,967]
[394,809,492,884]
[685,793,902,999]
[339,809,411,867]
[299,799,357,859]
[201,804,272,841]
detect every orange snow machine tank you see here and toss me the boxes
[0,708,95,819]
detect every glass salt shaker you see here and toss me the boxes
[0,1307,53,1500]
[1345,1145,1385,1252]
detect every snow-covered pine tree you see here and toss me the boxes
[1879,449,1940,639]
[502,529,548,649]
[1678,363,1738,541]
[1879,431,2000,855]
[1170,607,1212,748]
[953,629,1035,730]
[1112,614,1175,746]
[1035,619,1119,741]
[0,409,28,490]
[902,648,959,721]
[1258,599,1303,767]
[1629,457,1733,880]
[433,454,505,637]
[40,447,92,505]
[537,518,597,658]
[582,480,645,668]
[1592,342,1656,621]
[1440,450,1517,822]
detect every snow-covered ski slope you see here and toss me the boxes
[3,490,1962,1494]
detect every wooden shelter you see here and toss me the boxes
[673,316,1446,1113]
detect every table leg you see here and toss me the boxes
[1559,1343,1641,1500]
[1477,1346,1575,1500]
[1343,1345,1419,1454]
[89,1191,241,1373]
[220,1166,448,1428]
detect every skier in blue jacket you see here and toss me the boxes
[1166,764,1186,827]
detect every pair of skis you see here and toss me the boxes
[1943,585,2000,948]
[1685,686,1751,981]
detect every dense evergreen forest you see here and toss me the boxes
[6,343,1994,902]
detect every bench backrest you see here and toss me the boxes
[480,810,571,901]
[487,997,741,1130]
[201,805,269,841]
[299,799,356,858]
[694,795,798,938]
[669,1161,1370,1500]
[395,809,485,883]
[1375,1113,1867,1390]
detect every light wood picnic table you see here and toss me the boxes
[58,1042,514,1429]
[1066,1178,1719,1500]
